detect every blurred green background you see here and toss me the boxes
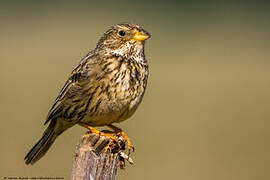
[1,0,270,179]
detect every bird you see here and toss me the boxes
[24,23,151,165]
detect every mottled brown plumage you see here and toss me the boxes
[24,23,151,165]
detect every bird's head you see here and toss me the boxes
[96,23,151,59]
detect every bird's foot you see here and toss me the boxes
[79,123,135,168]
[79,123,119,144]
[79,123,133,152]
[117,131,135,154]
[107,125,135,156]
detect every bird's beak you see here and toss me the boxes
[133,30,151,42]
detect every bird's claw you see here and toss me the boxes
[86,125,135,168]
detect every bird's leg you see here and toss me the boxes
[107,124,134,153]
[78,123,118,143]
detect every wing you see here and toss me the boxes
[44,51,95,125]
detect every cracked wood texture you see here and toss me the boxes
[71,131,127,180]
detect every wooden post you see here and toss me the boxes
[71,131,133,180]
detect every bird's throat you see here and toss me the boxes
[108,42,146,64]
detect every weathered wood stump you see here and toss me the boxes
[71,131,133,180]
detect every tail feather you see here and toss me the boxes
[24,120,57,165]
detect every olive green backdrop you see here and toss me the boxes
[1,1,270,179]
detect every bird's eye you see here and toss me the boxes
[118,30,126,36]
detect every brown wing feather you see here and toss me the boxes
[44,51,94,125]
